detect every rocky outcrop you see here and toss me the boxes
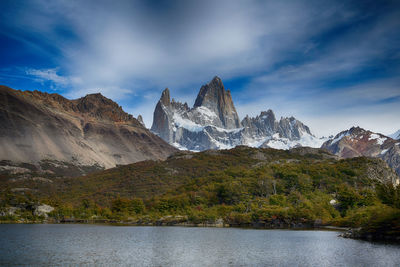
[34,204,54,217]
[0,85,177,171]
[151,76,323,151]
[363,158,399,185]
[322,127,400,177]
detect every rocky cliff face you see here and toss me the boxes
[151,76,324,151]
[322,127,400,177]
[193,76,241,129]
[0,85,177,172]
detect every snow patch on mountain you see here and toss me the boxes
[389,130,400,140]
[380,148,389,155]
[244,136,271,148]
[172,113,204,132]
[368,133,387,145]
[172,142,190,151]
[262,132,327,150]
[331,131,350,144]
[195,106,218,119]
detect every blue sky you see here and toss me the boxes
[0,0,399,136]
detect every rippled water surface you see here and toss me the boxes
[1,224,399,266]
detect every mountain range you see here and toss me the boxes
[150,77,400,176]
[151,76,325,151]
[0,77,399,177]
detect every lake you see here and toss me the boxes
[0,224,399,266]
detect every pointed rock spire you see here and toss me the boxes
[194,76,223,108]
[151,88,173,142]
[160,88,170,107]
[193,76,241,129]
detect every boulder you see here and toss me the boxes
[34,204,54,217]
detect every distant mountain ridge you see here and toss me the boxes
[322,126,400,177]
[0,85,177,174]
[151,76,325,151]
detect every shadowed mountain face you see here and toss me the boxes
[0,85,177,171]
[322,127,400,177]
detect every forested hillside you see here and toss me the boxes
[1,147,399,241]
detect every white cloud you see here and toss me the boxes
[26,68,69,86]
[7,0,360,90]
[25,67,133,101]
[2,0,399,136]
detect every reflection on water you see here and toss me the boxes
[1,224,399,266]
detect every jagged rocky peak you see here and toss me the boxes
[194,76,241,129]
[73,93,138,124]
[242,110,313,141]
[151,76,242,145]
[171,98,189,112]
[77,92,110,105]
[278,116,312,140]
[242,109,277,138]
[242,109,275,124]
[160,88,171,107]
[260,109,276,120]
[155,88,188,112]
[346,126,367,135]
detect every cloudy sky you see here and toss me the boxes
[0,0,399,136]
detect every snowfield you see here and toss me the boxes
[368,133,387,145]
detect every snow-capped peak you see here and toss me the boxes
[152,76,328,151]
[389,129,400,140]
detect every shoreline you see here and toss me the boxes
[5,220,399,243]
[0,220,348,231]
